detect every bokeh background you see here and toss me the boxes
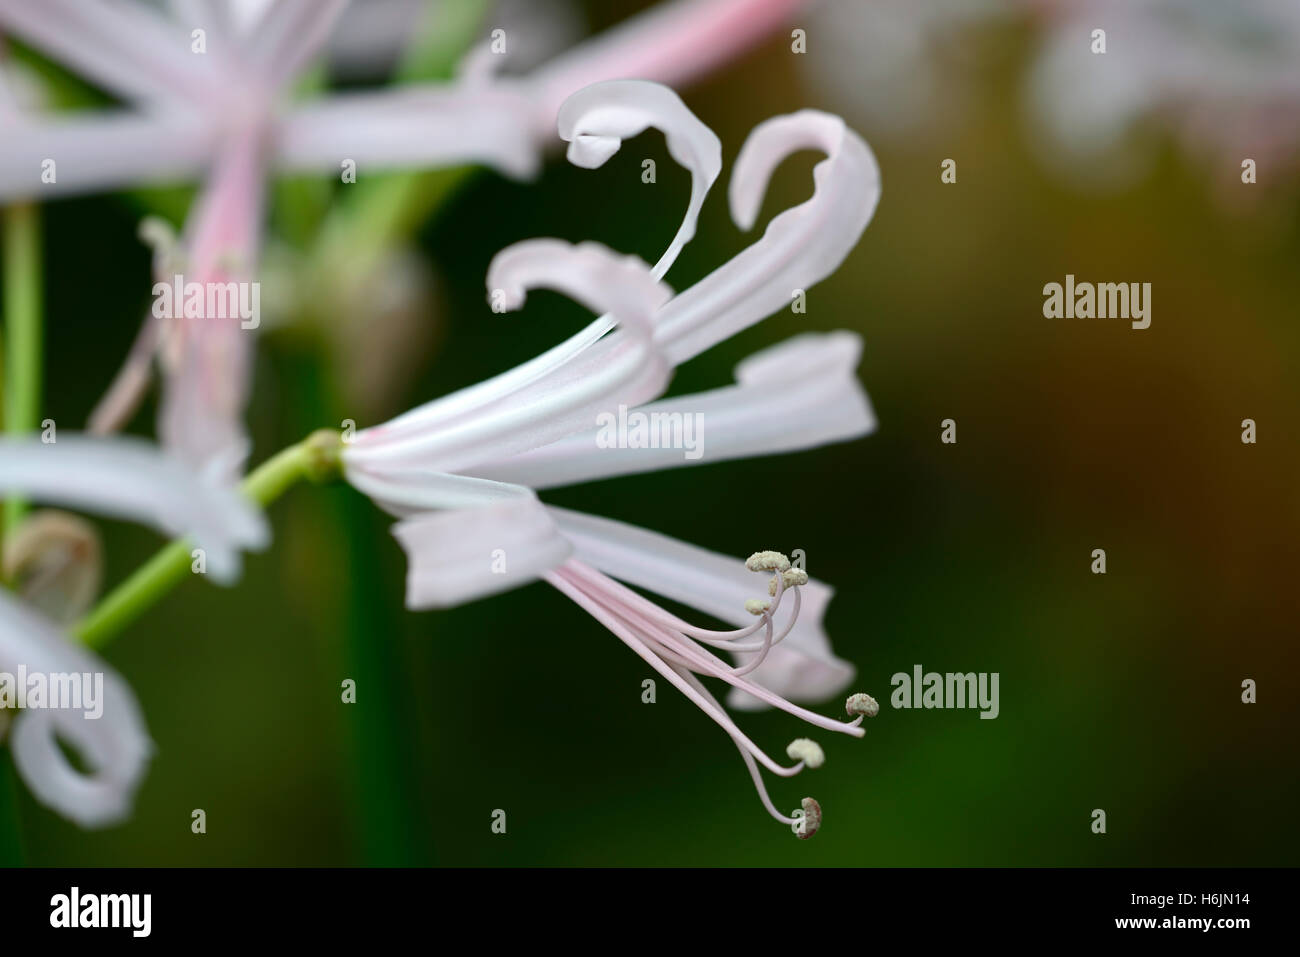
[3,0,1298,865]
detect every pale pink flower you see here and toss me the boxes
[0,435,268,826]
[0,592,150,829]
[341,81,882,835]
[0,0,814,474]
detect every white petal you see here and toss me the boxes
[319,80,714,447]
[0,112,215,201]
[485,239,671,321]
[345,241,672,473]
[0,592,152,828]
[655,110,881,365]
[548,507,855,707]
[241,0,349,91]
[227,0,275,32]
[343,466,530,517]
[275,85,543,181]
[168,0,232,36]
[0,0,223,111]
[556,79,722,278]
[473,331,874,488]
[345,469,572,608]
[0,435,268,585]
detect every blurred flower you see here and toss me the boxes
[0,434,268,826]
[0,435,268,584]
[341,82,882,833]
[0,591,149,829]
[1026,0,1300,190]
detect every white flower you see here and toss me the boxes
[0,592,150,829]
[0,434,268,826]
[0,435,267,584]
[340,81,882,833]
[0,0,815,474]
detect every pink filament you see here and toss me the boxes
[545,556,861,828]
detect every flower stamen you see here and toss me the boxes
[546,554,873,837]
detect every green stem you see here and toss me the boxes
[0,759,22,866]
[3,203,42,539]
[1,202,41,865]
[72,430,342,650]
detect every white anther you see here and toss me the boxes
[768,567,808,595]
[845,693,879,718]
[744,598,771,616]
[786,738,825,769]
[746,550,791,573]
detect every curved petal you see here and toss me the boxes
[557,79,722,278]
[656,110,882,364]
[333,79,720,443]
[547,507,855,708]
[346,241,673,473]
[473,331,875,488]
[0,592,152,828]
[0,435,268,585]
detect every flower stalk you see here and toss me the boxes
[3,202,42,541]
[0,201,40,865]
[72,429,343,650]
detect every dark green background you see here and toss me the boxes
[5,3,1298,865]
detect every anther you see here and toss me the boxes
[744,598,771,616]
[786,738,825,769]
[795,797,821,840]
[746,550,790,573]
[768,567,808,595]
[846,693,879,718]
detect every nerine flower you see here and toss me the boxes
[0,435,267,826]
[340,81,883,835]
[1026,0,1300,189]
[0,0,813,473]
